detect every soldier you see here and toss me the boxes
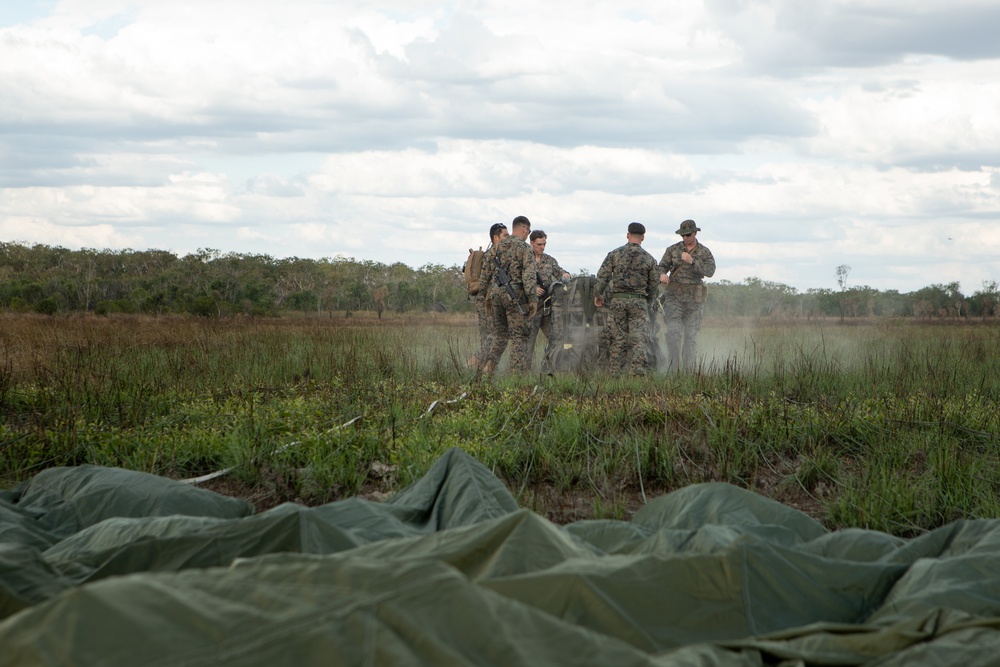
[526,229,571,372]
[658,219,717,372]
[482,216,539,373]
[470,222,508,368]
[593,222,660,374]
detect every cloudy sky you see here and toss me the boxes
[1,0,998,293]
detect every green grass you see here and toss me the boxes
[2,312,1000,535]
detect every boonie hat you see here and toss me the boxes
[627,222,646,235]
[676,219,700,235]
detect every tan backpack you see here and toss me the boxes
[464,247,485,295]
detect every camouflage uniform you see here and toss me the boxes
[473,243,500,365]
[527,252,569,372]
[658,238,716,371]
[595,242,660,374]
[484,235,538,373]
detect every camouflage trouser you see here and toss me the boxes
[526,296,565,372]
[475,293,495,363]
[606,298,653,374]
[662,284,705,372]
[485,292,533,373]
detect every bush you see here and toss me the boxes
[95,301,120,315]
[188,296,219,317]
[9,297,30,313]
[96,300,137,316]
[35,297,59,315]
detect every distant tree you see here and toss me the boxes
[909,282,965,319]
[802,288,837,318]
[275,257,323,314]
[73,248,99,310]
[971,280,999,319]
[373,285,389,319]
[836,264,851,291]
[746,277,798,316]
[287,290,317,314]
[704,278,798,318]
[835,265,851,321]
[705,279,738,317]
[179,249,223,316]
[872,289,906,317]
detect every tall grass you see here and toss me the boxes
[2,312,999,534]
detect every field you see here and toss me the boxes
[2,311,999,536]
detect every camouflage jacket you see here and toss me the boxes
[595,242,659,299]
[534,252,568,294]
[493,235,538,304]
[658,241,716,286]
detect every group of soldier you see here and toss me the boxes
[468,216,716,375]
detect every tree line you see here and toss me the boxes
[0,243,467,317]
[1,242,997,320]
[708,276,999,320]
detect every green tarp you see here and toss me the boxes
[3,448,1000,665]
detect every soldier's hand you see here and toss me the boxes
[681,252,693,264]
[659,273,670,284]
[594,295,604,307]
[536,286,545,297]
[528,301,539,318]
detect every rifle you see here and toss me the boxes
[494,256,527,316]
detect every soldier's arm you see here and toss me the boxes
[594,253,613,296]
[594,257,610,307]
[658,246,674,274]
[520,245,538,302]
[647,259,660,300]
[694,246,716,278]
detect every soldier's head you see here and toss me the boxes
[627,222,645,244]
[511,215,531,240]
[489,222,508,245]
[676,219,700,238]
[529,230,547,257]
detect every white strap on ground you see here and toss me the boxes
[178,415,363,485]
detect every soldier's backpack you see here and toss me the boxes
[464,247,485,295]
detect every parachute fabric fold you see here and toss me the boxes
[3,448,1000,665]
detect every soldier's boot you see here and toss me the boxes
[466,355,479,369]
[480,359,496,375]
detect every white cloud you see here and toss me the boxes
[310,140,696,198]
[0,0,998,293]
[0,215,139,249]
[800,61,1000,167]
[1,171,240,227]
